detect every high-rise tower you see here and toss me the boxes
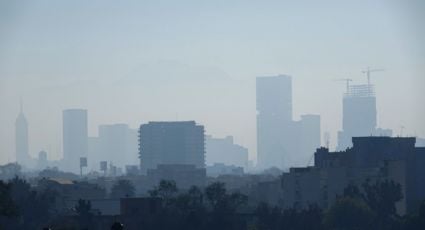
[15,101,29,166]
[63,109,88,172]
[256,75,293,169]
[337,84,377,150]
[256,75,321,169]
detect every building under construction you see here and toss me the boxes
[337,84,377,150]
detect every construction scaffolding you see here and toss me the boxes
[345,84,375,98]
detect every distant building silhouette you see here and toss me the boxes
[337,84,376,150]
[416,137,425,147]
[256,75,293,169]
[139,121,205,174]
[206,163,244,177]
[147,164,206,189]
[88,136,101,170]
[293,114,321,166]
[62,109,88,173]
[205,135,248,168]
[38,178,106,201]
[336,84,392,150]
[15,101,30,167]
[37,150,48,170]
[256,75,321,169]
[88,124,138,171]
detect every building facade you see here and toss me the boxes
[281,136,425,215]
[63,109,88,173]
[205,135,249,168]
[256,75,321,169]
[256,75,293,169]
[337,84,378,150]
[88,124,139,171]
[139,121,205,174]
[15,103,30,167]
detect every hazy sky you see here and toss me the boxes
[1,0,424,164]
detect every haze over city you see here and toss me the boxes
[1,0,424,163]
[2,1,425,230]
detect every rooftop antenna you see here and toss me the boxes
[362,67,384,86]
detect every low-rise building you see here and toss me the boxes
[206,135,249,168]
[206,163,244,177]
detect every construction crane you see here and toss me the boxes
[362,67,384,86]
[334,78,353,93]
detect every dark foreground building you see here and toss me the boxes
[281,136,425,215]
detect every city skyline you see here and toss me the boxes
[1,0,424,165]
[0,2,425,229]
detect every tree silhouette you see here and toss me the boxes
[204,182,247,230]
[0,181,17,217]
[404,200,425,229]
[111,221,124,230]
[75,199,93,229]
[4,177,57,229]
[110,179,135,198]
[255,202,281,230]
[205,182,227,209]
[362,179,403,227]
[149,180,178,204]
[324,197,374,230]
[175,186,207,230]
[343,183,363,200]
[255,202,323,230]
[337,180,403,229]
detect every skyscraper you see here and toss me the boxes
[63,109,88,172]
[337,84,377,150]
[297,114,321,166]
[15,101,29,166]
[256,75,321,169]
[139,121,205,174]
[256,75,293,169]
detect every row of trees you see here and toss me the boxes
[0,177,137,229]
[104,179,425,230]
[130,180,249,230]
[0,177,57,229]
[1,177,425,229]
[256,179,425,230]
